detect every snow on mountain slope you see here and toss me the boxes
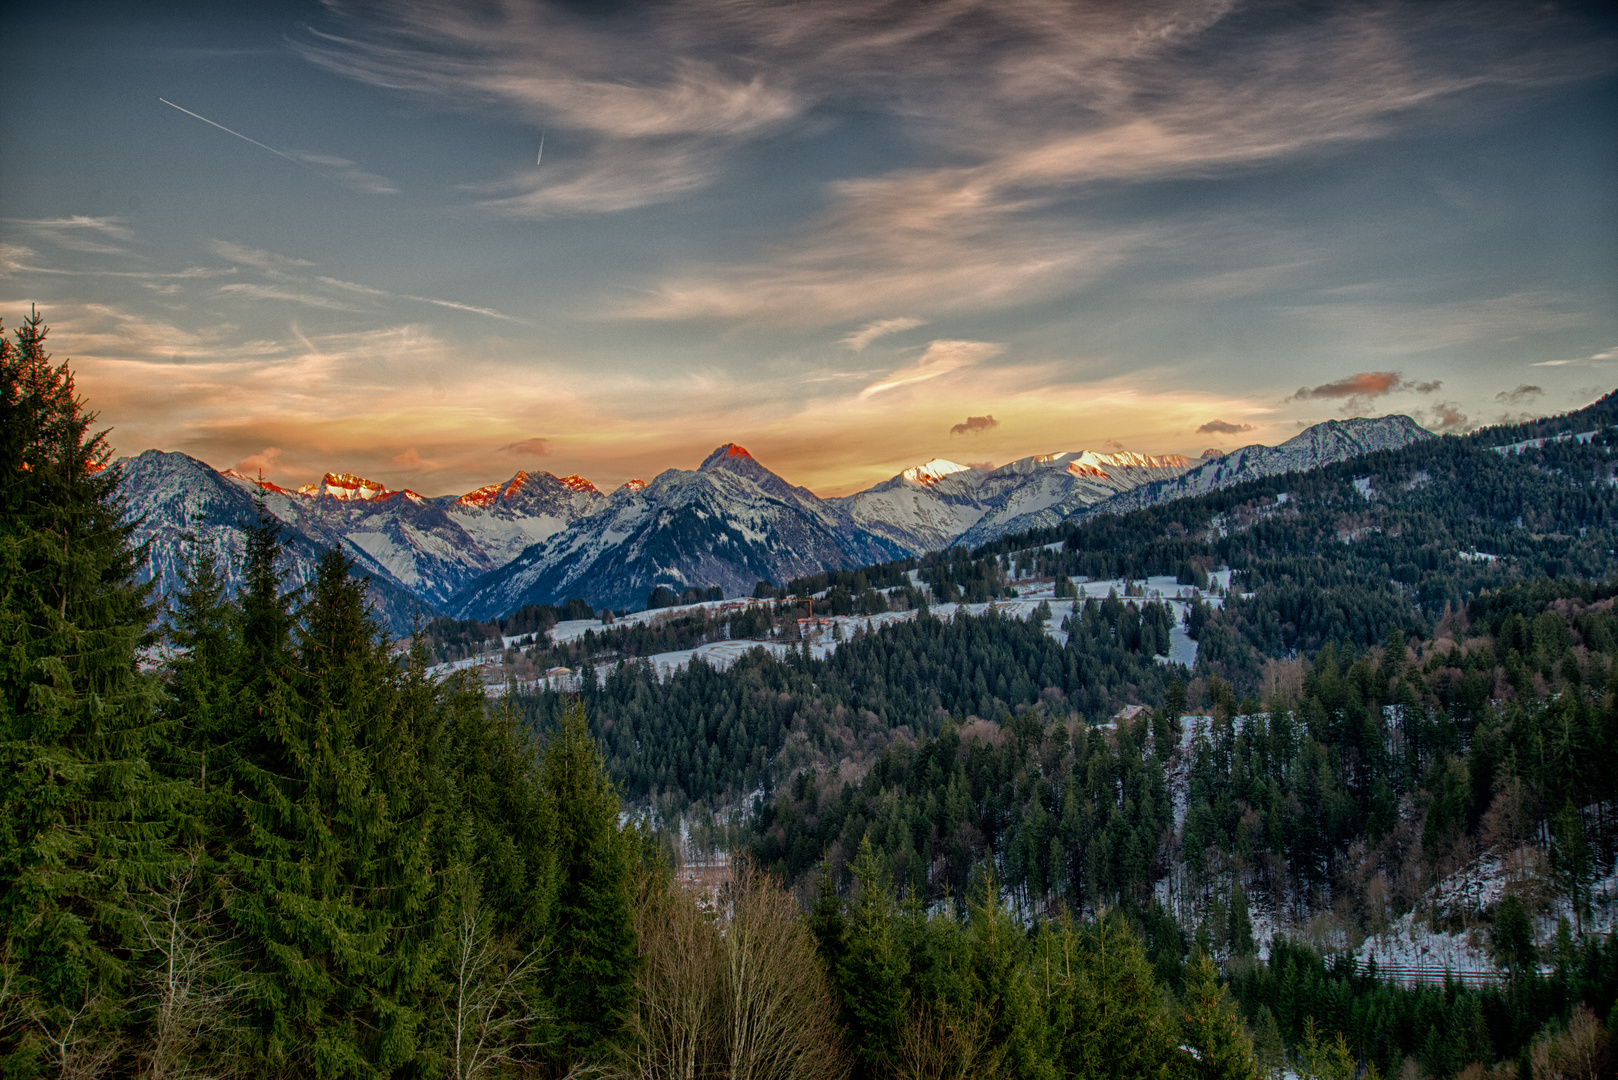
[121,452,611,623]
[1072,415,1435,523]
[953,450,1195,547]
[842,449,1196,553]
[117,451,432,633]
[443,469,607,566]
[831,459,991,554]
[450,444,904,617]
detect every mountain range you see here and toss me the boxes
[116,414,1432,629]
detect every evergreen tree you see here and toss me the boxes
[538,699,638,1062]
[1044,913,1176,1080]
[0,309,161,1075]
[226,547,428,1076]
[1179,952,1259,1080]
[834,835,909,1079]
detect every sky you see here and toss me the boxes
[2,0,1615,498]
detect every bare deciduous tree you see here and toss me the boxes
[30,992,122,1080]
[127,853,248,1080]
[616,859,847,1080]
[443,870,551,1080]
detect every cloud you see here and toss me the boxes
[498,437,550,457]
[859,339,1003,399]
[208,240,316,272]
[1289,372,1441,401]
[215,282,361,310]
[297,6,801,218]
[1536,345,1618,367]
[949,414,998,436]
[1495,384,1541,403]
[234,447,283,475]
[1197,419,1255,435]
[318,277,522,322]
[292,152,399,195]
[7,215,137,255]
[294,0,1607,326]
[840,317,926,352]
[392,447,426,468]
[965,461,995,472]
[1425,402,1469,432]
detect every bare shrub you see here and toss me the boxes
[892,1002,1002,1080]
[1530,1004,1611,1080]
[616,860,847,1080]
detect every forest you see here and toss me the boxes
[6,312,1617,1078]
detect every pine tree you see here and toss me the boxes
[835,835,909,1079]
[1044,912,1176,1080]
[226,547,428,1076]
[1179,952,1259,1080]
[0,309,162,1074]
[538,699,638,1063]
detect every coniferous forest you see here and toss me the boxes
[7,315,1618,1079]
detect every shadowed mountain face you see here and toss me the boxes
[833,416,1433,554]
[448,444,904,617]
[1059,415,1436,528]
[117,451,437,634]
[118,416,1439,626]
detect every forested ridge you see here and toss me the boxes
[7,312,1618,1078]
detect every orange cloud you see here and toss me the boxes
[1289,372,1441,401]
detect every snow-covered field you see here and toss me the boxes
[430,572,1219,689]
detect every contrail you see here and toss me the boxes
[159,98,307,167]
[537,131,545,166]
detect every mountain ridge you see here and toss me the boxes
[118,413,1443,623]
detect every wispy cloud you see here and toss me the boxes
[159,97,398,194]
[1495,384,1541,404]
[1533,345,1618,367]
[292,152,398,195]
[6,215,137,255]
[296,3,799,217]
[216,282,361,311]
[840,317,926,352]
[859,339,1003,398]
[498,437,550,457]
[208,240,315,272]
[1423,402,1469,432]
[318,277,523,323]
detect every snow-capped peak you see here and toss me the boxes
[301,472,394,501]
[456,482,505,508]
[222,468,297,496]
[700,443,755,470]
[1061,450,1193,479]
[619,478,647,493]
[558,474,599,493]
[900,458,973,487]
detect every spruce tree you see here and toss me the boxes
[538,699,638,1063]
[0,309,161,1074]
[225,547,428,1076]
[833,835,909,1079]
[1179,952,1259,1080]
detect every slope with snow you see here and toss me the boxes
[952,450,1197,547]
[1073,416,1434,523]
[450,444,904,617]
[117,451,430,632]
